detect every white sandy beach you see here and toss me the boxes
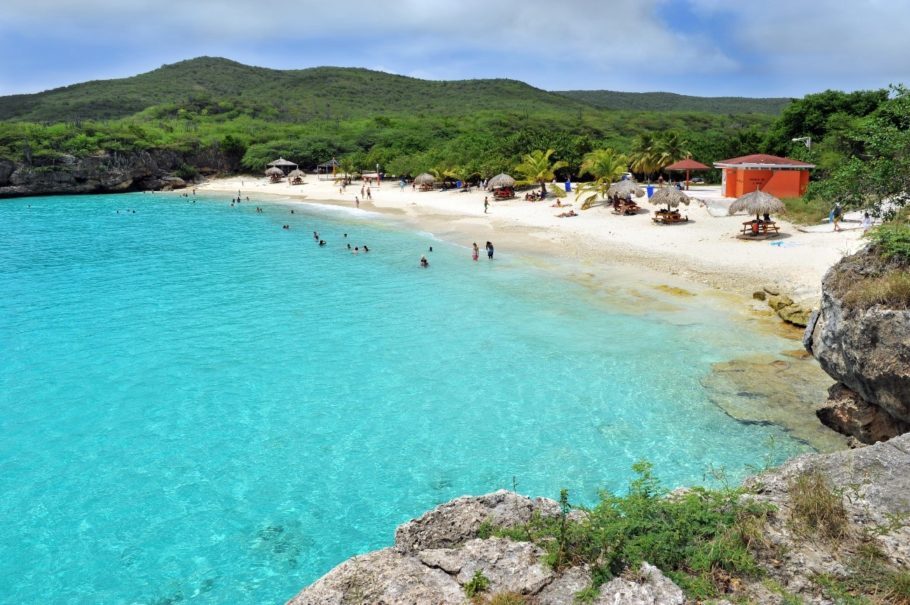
[197,175,866,304]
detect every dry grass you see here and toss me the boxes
[471,592,528,605]
[841,270,910,309]
[788,470,849,541]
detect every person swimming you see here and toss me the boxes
[420,255,429,268]
[363,245,369,252]
[319,240,326,246]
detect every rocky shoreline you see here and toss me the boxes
[0,148,234,198]
[287,434,910,604]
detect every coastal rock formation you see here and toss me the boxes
[0,148,232,198]
[288,491,679,605]
[805,246,910,443]
[288,434,910,604]
[753,285,814,327]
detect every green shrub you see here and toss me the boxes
[866,223,910,263]
[464,570,491,598]
[503,461,771,599]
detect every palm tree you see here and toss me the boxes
[653,132,691,172]
[338,156,356,181]
[629,133,660,182]
[576,148,629,210]
[514,149,568,197]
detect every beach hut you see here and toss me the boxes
[650,188,691,224]
[486,173,516,199]
[728,190,785,238]
[663,159,710,190]
[414,173,436,191]
[265,166,284,182]
[317,158,341,181]
[267,157,298,175]
[714,154,814,198]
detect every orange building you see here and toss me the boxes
[714,154,814,199]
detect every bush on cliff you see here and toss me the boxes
[496,461,772,600]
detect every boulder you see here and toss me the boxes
[816,383,910,445]
[767,294,794,311]
[752,290,767,301]
[394,489,566,554]
[777,303,811,327]
[286,548,463,605]
[593,563,685,605]
[763,285,781,296]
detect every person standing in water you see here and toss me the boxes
[486,241,494,260]
[420,255,429,268]
[472,242,479,261]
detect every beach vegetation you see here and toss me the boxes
[464,569,491,598]
[514,149,568,196]
[576,148,629,209]
[494,461,772,600]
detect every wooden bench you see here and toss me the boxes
[741,220,779,235]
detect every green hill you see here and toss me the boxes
[0,57,595,123]
[555,90,791,115]
[0,57,791,123]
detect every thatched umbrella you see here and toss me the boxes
[414,173,436,186]
[288,169,306,179]
[265,167,284,177]
[486,173,516,190]
[728,190,785,220]
[607,180,645,199]
[651,187,691,211]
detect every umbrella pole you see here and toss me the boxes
[686,169,690,190]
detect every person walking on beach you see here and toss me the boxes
[486,241,494,260]
[832,203,843,231]
[472,242,479,261]
[366,187,372,200]
[355,196,360,208]
[484,197,489,214]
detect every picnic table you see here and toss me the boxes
[741,220,779,235]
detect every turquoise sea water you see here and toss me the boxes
[0,193,811,604]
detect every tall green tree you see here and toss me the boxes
[514,149,568,196]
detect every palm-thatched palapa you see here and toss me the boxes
[288,169,306,178]
[650,187,691,211]
[728,190,785,219]
[486,173,516,190]
[267,157,298,168]
[607,180,645,199]
[265,167,284,177]
[414,173,436,186]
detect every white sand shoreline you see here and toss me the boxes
[196,175,865,304]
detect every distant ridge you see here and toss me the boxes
[554,90,791,115]
[0,56,790,123]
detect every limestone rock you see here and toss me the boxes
[286,548,463,605]
[805,245,910,437]
[419,538,554,595]
[394,489,565,554]
[767,294,794,311]
[763,285,781,296]
[816,383,910,444]
[535,565,592,605]
[752,290,767,301]
[593,563,684,605]
[777,303,811,327]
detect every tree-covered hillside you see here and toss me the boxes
[0,57,597,123]
[556,90,790,115]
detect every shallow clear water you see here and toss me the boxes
[0,193,811,604]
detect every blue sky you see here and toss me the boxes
[2,0,908,98]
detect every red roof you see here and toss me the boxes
[714,154,814,169]
[664,159,710,171]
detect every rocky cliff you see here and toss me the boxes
[0,147,233,198]
[805,245,910,444]
[287,434,910,605]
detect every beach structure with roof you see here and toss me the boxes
[714,154,814,199]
